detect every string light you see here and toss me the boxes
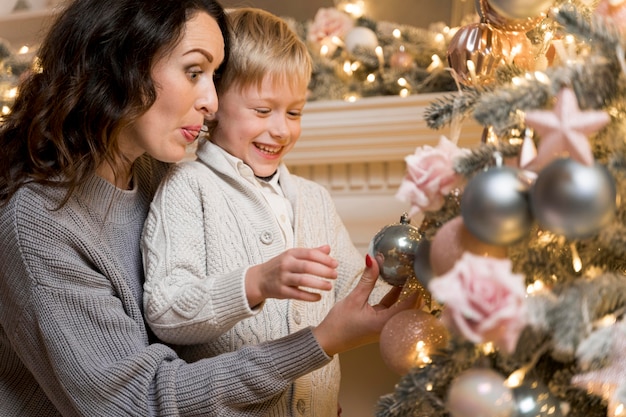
[426,54,443,72]
[526,280,546,295]
[570,243,582,273]
[333,0,365,18]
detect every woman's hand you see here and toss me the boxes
[312,254,420,357]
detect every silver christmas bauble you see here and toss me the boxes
[461,166,532,246]
[368,213,422,287]
[412,238,434,287]
[530,158,616,239]
[512,378,563,417]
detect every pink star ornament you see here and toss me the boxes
[523,87,610,171]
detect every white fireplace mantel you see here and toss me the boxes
[284,93,484,252]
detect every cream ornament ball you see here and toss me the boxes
[486,0,553,20]
[344,26,379,53]
[446,368,517,417]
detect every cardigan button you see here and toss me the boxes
[296,399,306,415]
[260,231,273,245]
[293,309,301,325]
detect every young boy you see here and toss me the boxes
[142,8,388,416]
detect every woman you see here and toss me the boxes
[0,0,415,416]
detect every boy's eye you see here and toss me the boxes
[255,108,271,115]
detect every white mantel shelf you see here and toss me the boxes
[285,92,484,166]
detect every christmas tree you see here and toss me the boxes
[374,1,626,417]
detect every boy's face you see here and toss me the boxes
[211,75,307,177]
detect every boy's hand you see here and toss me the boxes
[245,245,338,307]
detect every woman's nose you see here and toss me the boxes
[196,81,218,116]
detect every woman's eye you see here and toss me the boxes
[187,70,203,81]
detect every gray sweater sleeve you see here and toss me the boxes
[0,161,330,417]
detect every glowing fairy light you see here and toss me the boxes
[320,44,329,57]
[2,105,10,115]
[504,368,527,388]
[426,54,443,72]
[375,46,384,70]
[392,28,401,39]
[570,243,582,273]
[466,60,477,82]
[18,45,29,54]
[334,0,365,18]
[343,60,353,76]
[526,280,546,295]
[414,340,432,365]
[366,73,376,82]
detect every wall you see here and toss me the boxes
[220,0,473,28]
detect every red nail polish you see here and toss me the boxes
[365,254,373,268]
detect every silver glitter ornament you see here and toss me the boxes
[512,378,563,417]
[530,158,616,239]
[368,213,423,287]
[461,166,532,246]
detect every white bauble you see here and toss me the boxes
[344,26,378,53]
[487,0,553,20]
[447,368,516,417]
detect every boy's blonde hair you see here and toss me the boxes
[218,7,312,95]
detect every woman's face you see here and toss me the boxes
[119,12,225,164]
[211,76,307,178]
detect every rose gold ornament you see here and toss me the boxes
[447,22,510,86]
[390,45,414,70]
[429,216,508,276]
[379,309,449,375]
[477,0,546,32]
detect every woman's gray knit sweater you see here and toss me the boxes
[0,155,329,416]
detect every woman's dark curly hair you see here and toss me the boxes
[0,0,229,205]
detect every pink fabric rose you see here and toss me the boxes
[428,252,528,353]
[307,7,354,45]
[395,136,468,216]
